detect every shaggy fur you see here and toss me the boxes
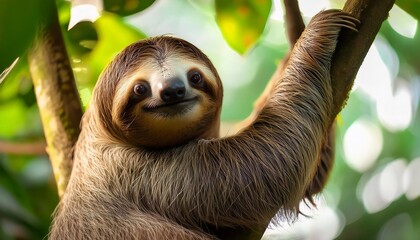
[50,10,358,240]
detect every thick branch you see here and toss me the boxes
[28,0,82,196]
[331,0,395,116]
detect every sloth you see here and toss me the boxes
[50,9,358,240]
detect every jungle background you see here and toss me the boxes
[0,0,419,239]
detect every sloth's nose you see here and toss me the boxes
[160,78,186,103]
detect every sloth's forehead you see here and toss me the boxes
[124,55,217,84]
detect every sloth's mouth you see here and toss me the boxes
[143,97,199,113]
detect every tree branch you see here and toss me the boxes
[28,0,83,197]
[331,0,396,116]
[283,0,305,47]
[0,140,47,155]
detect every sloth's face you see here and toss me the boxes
[112,54,221,148]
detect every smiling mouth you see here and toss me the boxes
[143,97,199,112]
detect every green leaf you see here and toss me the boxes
[0,0,41,73]
[57,1,98,56]
[215,0,272,54]
[67,21,99,55]
[396,0,420,20]
[104,0,156,16]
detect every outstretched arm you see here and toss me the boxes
[234,1,338,202]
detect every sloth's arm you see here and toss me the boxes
[306,124,335,198]
[233,3,337,199]
[204,10,356,225]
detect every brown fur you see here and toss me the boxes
[50,10,358,240]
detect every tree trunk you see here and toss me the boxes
[28,0,83,197]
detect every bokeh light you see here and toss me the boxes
[343,118,383,172]
[359,159,407,213]
[354,41,395,102]
[403,157,420,200]
[298,0,330,18]
[264,197,344,240]
[378,214,414,240]
[376,82,413,132]
[388,5,418,39]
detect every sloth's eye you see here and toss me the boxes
[190,73,202,84]
[188,71,203,86]
[133,83,149,96]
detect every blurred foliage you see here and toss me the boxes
[396,0,420,20]
[0,0,419,239]
[215,0,272,54]
[0,0,39,74]
[104,0,155,16]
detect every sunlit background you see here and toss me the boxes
[0,0,419,239]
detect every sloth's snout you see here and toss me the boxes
[160,78,186,103]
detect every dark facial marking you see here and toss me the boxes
[187,68,215,98]
[120,80,151,127]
